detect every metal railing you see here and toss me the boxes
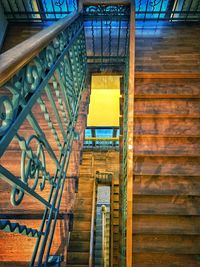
[136,0,200,21]
[83,137,119,151]
[1,0,77,22]
[0,10,87,266]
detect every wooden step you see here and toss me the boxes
[133,195,200,215]
[133,175,200,196]
[133,215,200,235]
[135,118,200,136]
[73,212,91,221]
[70,231,90,242]
[67,241,89,252]
[135,78,200,98]
[133,234,200,254]
[67,252,89,265]
[134,136,200,156]
[73,221,91,231]
[135,99,200,117]
[135,156,200,176]
[132,253,200,267]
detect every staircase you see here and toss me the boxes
[66,153,94,266]
[133,78,200,267]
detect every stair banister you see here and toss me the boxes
[101,204,107,267]
[0,10,87,266]
[0,11,79,87]
[89,178,97,267]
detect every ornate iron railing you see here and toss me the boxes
[0,11,87,266]
[83,4,130,67]
[136,0,200,21]
[83,137,119,151]
[1,0,77,22]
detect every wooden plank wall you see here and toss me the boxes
[133,23,200,266]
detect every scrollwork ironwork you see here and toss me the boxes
[83,5,130,17]
[0,96,14,136]
[10,134,52,206]
[0,12,87,266]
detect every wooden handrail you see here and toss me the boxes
[89,178,97,267]
[101,205,107,267]
[126,0,135,266]
[0,11,79,87]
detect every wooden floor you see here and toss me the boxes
[1,22,51,53]
[136,23,200,73]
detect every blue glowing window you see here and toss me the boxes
[85,129,92,137]
[41,0,77,19]
[96,129,113,138]
[136,0,169,19]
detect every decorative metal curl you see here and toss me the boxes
[10,134,52,206]
[25,58,43,92]
[55,0,65,9]
[45,45,56,68]
[149,0,163,7]
[0,96,14,136]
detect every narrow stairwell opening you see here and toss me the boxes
[66,74,122,266]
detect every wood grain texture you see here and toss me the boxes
[133,78,200,266]
[136,24,200,73]
[133,253,200,267]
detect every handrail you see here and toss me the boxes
[89,178,97,267]
[0,11,79,86]
[101,205,107,267]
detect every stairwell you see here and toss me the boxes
[66,151,120,266]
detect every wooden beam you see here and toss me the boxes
[127,1,135,267]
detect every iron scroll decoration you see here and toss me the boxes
[0,16,84,209]
[83,5,130,16]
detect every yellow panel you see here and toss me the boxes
[87,75,121,127]
[87,89,120,126]
[92,75,122,90]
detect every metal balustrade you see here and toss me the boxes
[1,0,77,22]
[83,137,119,150]
[0,11,87,266]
